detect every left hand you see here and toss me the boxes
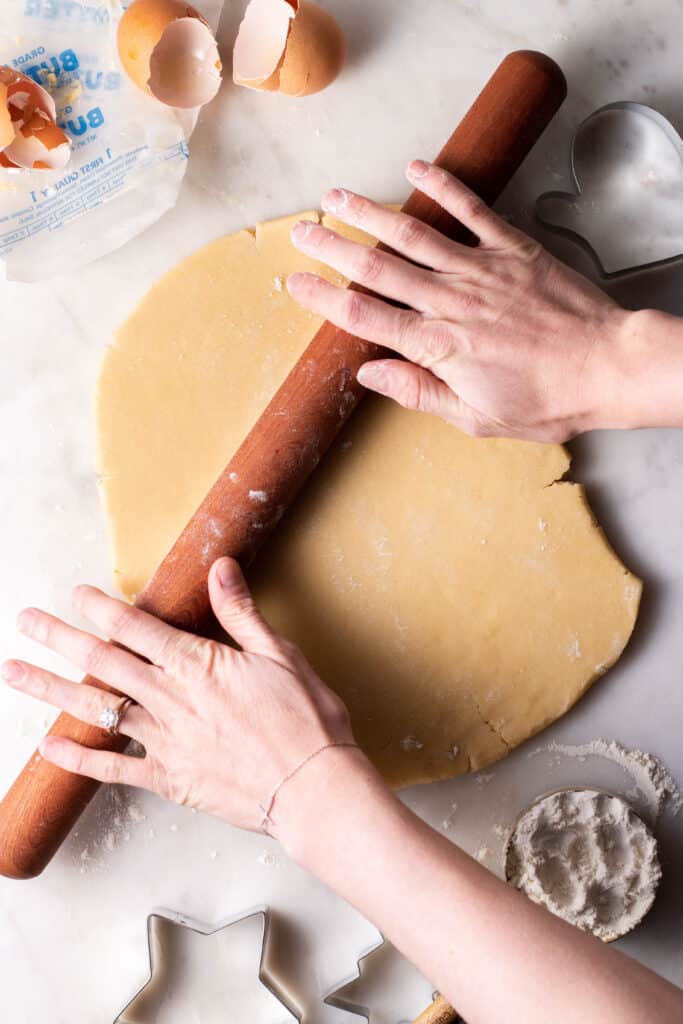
[1,557,358,836]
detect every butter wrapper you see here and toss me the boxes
[0,0,224,281]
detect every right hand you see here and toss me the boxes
[288,161,634,443]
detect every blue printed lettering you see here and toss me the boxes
[61,48,78,72]
[13,48,46,68]
[26,49,80,84]
[82,70,122,91]
[23,2,111,23]
[87,107,104,129]
[80,156,104,175]
[65,115,87,136]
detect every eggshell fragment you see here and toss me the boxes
[0,85,14,152]
[0,67,71,171]
[233,0,346,97]
[233,0,295,91]
[117,0,222,110]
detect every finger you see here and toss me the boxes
[357,359,460,420]
[39,735,152,788]
[290,219,440,312]
[209,558,280,658]
[358,359,490,437]
[1,660,157,745]
[71,585,189,673]
[17,606,158,707]
[287,272,428,362]
[406,161,517,249]
[321,188,462,271]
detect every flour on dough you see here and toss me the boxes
[97,212,641,789]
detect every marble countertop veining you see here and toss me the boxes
[2,1,683,1020]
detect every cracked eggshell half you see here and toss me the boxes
[0,67,71,171]
[233,0,346,97]
[117,0,222,109]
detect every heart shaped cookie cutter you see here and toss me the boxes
[537,101,683,276]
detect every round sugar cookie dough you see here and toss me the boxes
[97,211,641,789]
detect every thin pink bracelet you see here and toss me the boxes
[259,741,360,835]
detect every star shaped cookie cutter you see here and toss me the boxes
[113,907,300,1023]
[325,937,464,1023]
[536,101,683,277]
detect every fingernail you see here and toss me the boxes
[291,220,316,244]
[1,661,23,684]
[215,559,234,590]
[17,610,35,636]
[407,159,430,180]
[357,363,388,392]
[39,738,54,759]
[322,188,349,214]
[287,271,320,294]
[286,272,307,294]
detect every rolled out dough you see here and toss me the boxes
[97,212,642,788]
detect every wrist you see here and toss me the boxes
[270,744,397,868]
[594,307,683,431]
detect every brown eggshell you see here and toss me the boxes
[0,83,14,152]
[232,0,296,91]
[233,0,345,96]
[0,66,71,171]
[278,1,346,96]
[117,0,222,108]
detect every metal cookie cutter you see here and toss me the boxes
[536,101,683,277]
[114,907,300,1023]
[325,937,464,1023]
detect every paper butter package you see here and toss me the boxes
[0,0,224,281]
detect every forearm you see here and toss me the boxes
[607,308,683,430]
[276,751,683,1024]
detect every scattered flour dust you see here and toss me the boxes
[72,787,147,874]
[507,789,661,942]
[475,771,494,788]
[441,801,458,832]
[531,739,683,824]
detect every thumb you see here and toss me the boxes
[357,359,461,421]
[209,557,277,656]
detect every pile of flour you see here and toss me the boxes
[506,789,661,942]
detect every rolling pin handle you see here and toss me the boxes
[412,994,462,1024]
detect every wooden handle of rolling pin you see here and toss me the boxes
[0,50,566,880]
[413,995,462,1024]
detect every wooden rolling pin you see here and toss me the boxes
[0,50,566,880]
[413,995,462,1024]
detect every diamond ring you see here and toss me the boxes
[98,697,136,736]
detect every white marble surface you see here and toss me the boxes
[2,1,683,1020]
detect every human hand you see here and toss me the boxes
[1,558,360,839]
[287,160,634,443]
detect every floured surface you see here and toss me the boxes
[97,212,642,789]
